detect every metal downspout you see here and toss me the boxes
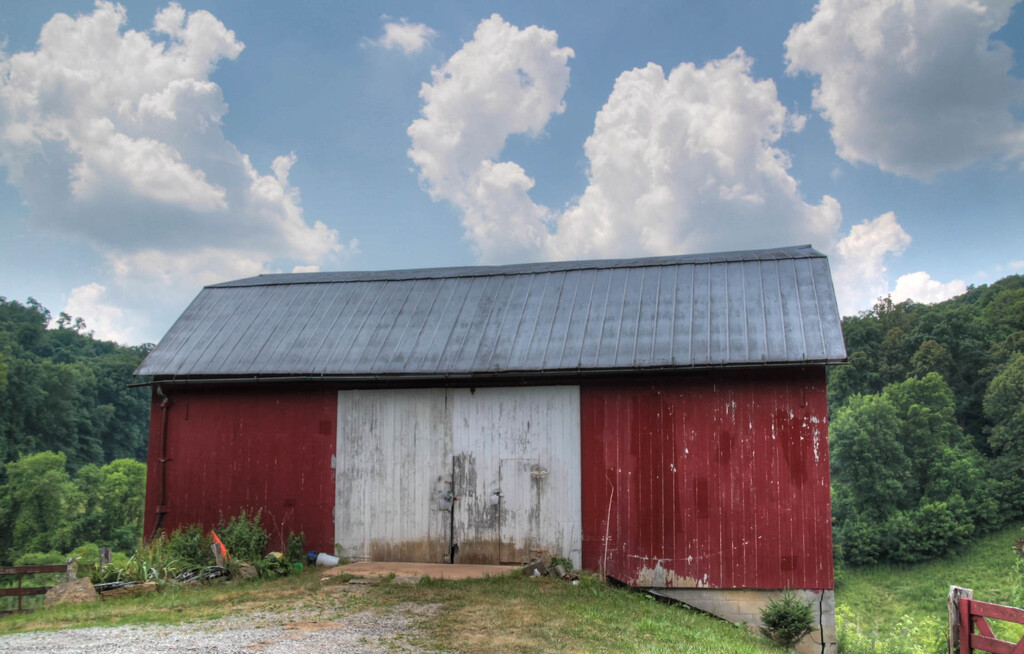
[151,385,170,537]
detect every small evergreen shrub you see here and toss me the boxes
[217,510,269,563]
[759,590,816,648]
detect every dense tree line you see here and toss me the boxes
[0,452,146,563]
[829,275,1024,565]
[0,297,152,472]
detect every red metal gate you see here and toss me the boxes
[958,596,1024,654]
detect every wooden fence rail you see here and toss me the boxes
[949,585,1024,654]
[0,564,70,616]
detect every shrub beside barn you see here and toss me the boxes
[136,245,845,653]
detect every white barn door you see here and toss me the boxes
[450,386,581,567]
[335,386,581,567]
[335,389,452,562]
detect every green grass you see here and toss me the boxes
[368,574,784,653]
[836,521,1024,650]
[0,571,784,653]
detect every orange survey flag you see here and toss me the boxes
[210,530,229,561]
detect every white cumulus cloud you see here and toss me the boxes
[365,16,437,54]
[0,2,352,342]
[785,0,1024,179]
[409,16,914,315]
[62,283,134,344]
[890,272,968,304]
[832,212,912,313]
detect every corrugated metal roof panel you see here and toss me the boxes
[136,245,848,378]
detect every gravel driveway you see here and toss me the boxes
[0,603,438,653]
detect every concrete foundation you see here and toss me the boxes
[649,588,836,654]
[325,561,517,580]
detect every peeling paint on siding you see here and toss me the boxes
[580,367,833,590]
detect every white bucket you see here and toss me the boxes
[315,553,340,567]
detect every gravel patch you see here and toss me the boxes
[0,605,438,653]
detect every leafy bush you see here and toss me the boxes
[550,556,574,572]
[759,591,816,648]
[216,510,269,563]
[12,550,64,566]
[833,544,846,589]
[285,531,305,565]
[832,374,999,566]
[167,524,213,568]
[253,554,289,578]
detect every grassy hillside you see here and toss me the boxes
[836,522,1024,649]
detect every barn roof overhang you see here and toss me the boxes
[129,359,843,388]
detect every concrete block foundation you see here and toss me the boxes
[649,588,836,654]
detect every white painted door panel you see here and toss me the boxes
[335,385,581,568]
[451,386,581,567]
[335,389,451,562]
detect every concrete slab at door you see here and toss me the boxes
[335,389,452,562]
[451,386,581,567]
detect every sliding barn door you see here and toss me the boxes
[450,386,581,566]
[335,389,452,562]
[335,386,581,567]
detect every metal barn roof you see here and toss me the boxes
[136,245,847,379]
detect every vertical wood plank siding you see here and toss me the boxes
[143,386,337,553]
[580,367,833,589]
[335,389,453,563]
[333,386,581,567]
[450,387,581,566]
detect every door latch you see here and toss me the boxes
[438,489,454,511]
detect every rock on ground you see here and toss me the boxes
[44,577,97,608]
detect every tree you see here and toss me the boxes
[0,297,151,471]
[831,374,993,564]
[983,353,1024,520]
[910,339,953,380]
[0,452,76,561]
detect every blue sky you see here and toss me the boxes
[1,0,1022,344]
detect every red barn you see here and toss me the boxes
[136,245,845,652]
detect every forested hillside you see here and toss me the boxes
[1,277,1022,568]
[0,298,151,564]
[0,297,151,471]
[828,275,1024,565]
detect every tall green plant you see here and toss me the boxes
[217,510,269,563]
[106,535,185,582]
[167,524,214,568]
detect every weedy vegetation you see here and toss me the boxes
[835,522,1024,653]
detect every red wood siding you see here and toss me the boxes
[143,386,337,554]
[580,367,833,590]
